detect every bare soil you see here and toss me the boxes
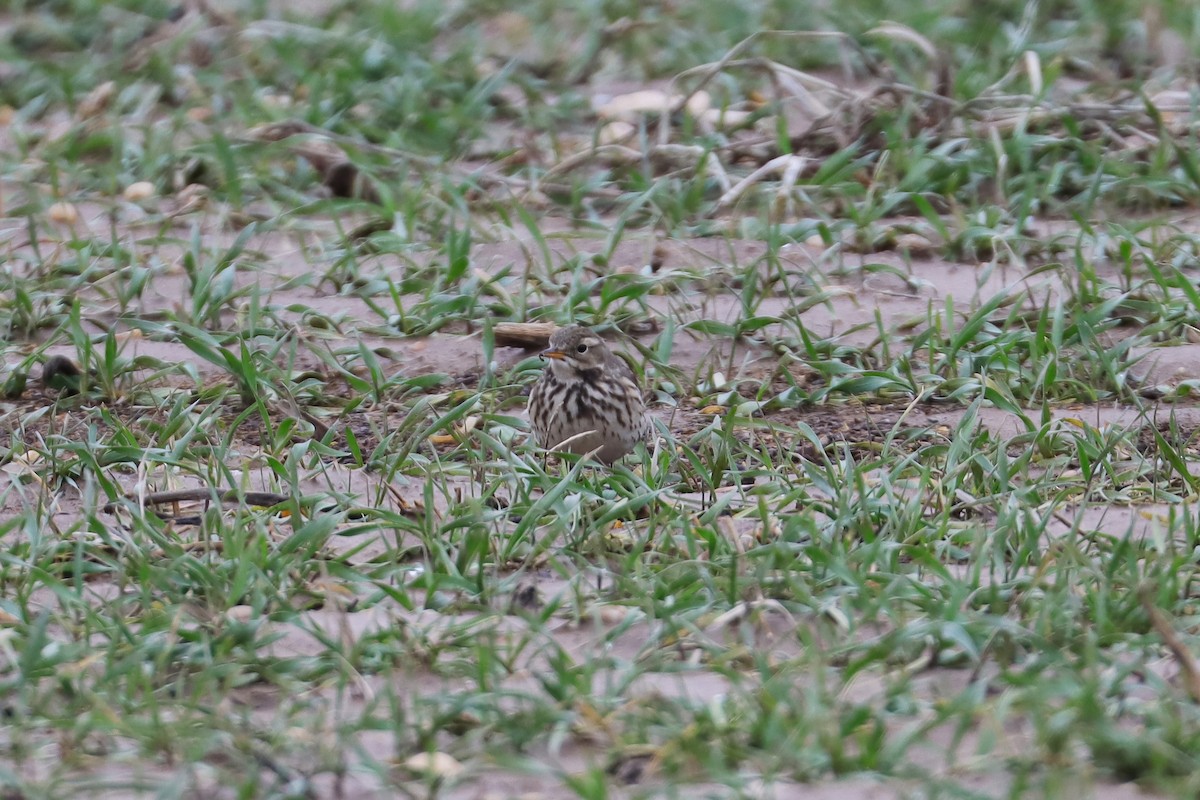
[4,104,1196,794]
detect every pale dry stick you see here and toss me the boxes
[674,57,841,121]
[866,81,960,111]
[864,20,938,60]
[776,154,808,216]
[990,124,1008,205]
[532,142,729,199]
[984,4,1041,98]
[1141,588,1200,703]
[647,168,685,186]
[492,322,557,350]
[700,63,938,162]
[694,147,733,194]
[471,267,518,310]
[747,57,864,117]
[715,154,805,211]
[704,599,795,638]
[659,30,867,147]
[765,58,852,95]
[651,144,732,193]
[659,34,775,145]
[1096,122,1137,151]
[536,144,640,185]
[971,5,1040,100]
[974,56,1037,101]
[771,68,834,120]
[1023,50,1045,96]
[821,79,1167,156]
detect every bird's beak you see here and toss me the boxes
[541,348,566,360]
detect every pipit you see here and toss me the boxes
[528,325,651,464]
[41,355,84,395]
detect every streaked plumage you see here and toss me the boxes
[528,325,651,464]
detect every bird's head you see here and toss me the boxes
[541,325,609,379]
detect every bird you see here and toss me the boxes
[528,325,652,464]
[41,355,84,395]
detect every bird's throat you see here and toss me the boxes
[550,359,586,382]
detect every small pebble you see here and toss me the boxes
[123,181,156,202]
[403,752,464,779]
[47,202,78,224]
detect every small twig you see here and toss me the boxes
[716,154,801,210]
[104,489,291,514]
[535,144,640,185]
[660,30,864,146]
[1141,586,1200,703]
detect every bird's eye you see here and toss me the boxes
[576,343,588,354]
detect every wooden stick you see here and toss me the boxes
[1141,588,1200,702]
[103,489,291,514]
[493,322,557,350]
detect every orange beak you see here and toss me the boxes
[541,348,566,360]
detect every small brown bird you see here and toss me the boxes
[41,355,83,395]
[528,325,651,464]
